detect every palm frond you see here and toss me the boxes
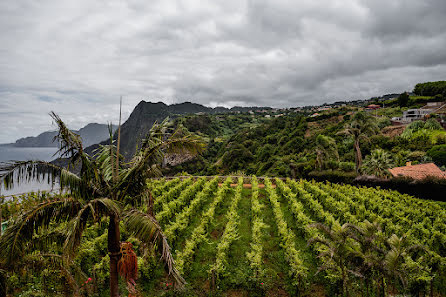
[0,160,62,190]
[124,209,186,288]
[308,236,331,248]
[64,198,120,256]
[22,253,85,296]
[59,167,91,197]
[309,222,333,237]
[50,111,84,161]
[0,197,81,267]
[26,229,68,254]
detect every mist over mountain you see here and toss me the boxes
[10,123,117,148]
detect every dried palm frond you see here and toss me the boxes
[118,242,138,282]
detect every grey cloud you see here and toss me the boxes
[1,0,446,143]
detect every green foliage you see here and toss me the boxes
[398,92,410,107]
[339,162,355,172]
[361,149,394,178]
[414,81,446,96]
[2,176,445,296]
[424,119,443,130]
[0,114,206,296]
[427,144,446,166]
[315,134,339,170]
[401,120,446,146]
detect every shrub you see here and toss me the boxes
[325,160,339,170]
[339,161,355,172]
[427,144,446,166]
[424,119,443,130]
[308,170,358,184]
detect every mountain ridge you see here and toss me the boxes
[7,123,117,148]
[85,101,272,158]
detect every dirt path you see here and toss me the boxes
[218,183,275,188]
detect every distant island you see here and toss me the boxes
[2,123,117,148]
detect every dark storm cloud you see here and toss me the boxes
[1,0,446,142]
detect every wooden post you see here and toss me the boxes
[211,269,216,291]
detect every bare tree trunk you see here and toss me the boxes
[430,277,433,297]
[354,140,362,173]
[108,214,121,297]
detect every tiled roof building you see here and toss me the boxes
[388,162,446,180]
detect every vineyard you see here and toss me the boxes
[142,176,446,296]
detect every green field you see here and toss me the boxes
[143,176,446,296]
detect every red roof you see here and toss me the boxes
[388,163,446,180]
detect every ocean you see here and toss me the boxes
[0,146,60,196]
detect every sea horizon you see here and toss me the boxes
[0,146,60,197]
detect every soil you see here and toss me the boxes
[266,287,290,297]
[217,183,275,188]
[381,124,406,137]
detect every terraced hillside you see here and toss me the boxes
[147,176,446,297]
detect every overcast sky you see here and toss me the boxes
[1,0,446,143]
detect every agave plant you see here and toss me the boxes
[361,149,394,178]
[0,111,205,296]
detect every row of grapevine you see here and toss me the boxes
[175,177,233,273]
[153,177,193,211]
[287,179,339,229]
[155,177,207,224]
[341,184,446,259]
[264,178,307,285]
[246,176,268,279]
[368,186,446,235]
[274,178,315,238]
[305,180,445,261]
[212,177,244,276]
[300,179,359,225]
[150,178,179,197]
[164,177,219,244]
[142,176,445,296]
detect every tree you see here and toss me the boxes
[361,149,394,178]
[338,112,379,173]
[315,134,339,170]
[397,92,410,107]
[348,222,429,297]
[308,222,359,297]
[427,144,446,166]
[0,112,205,296]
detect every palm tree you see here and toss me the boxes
[0,112,204,296]
[347,221,387,297]
[348,221,428,297]
[338,112,379,173]
[308,222,359,297]
[361,149,394,178]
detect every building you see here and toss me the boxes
[388,162,446,180]
[392,102,446,123]
[366,104,381,110]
